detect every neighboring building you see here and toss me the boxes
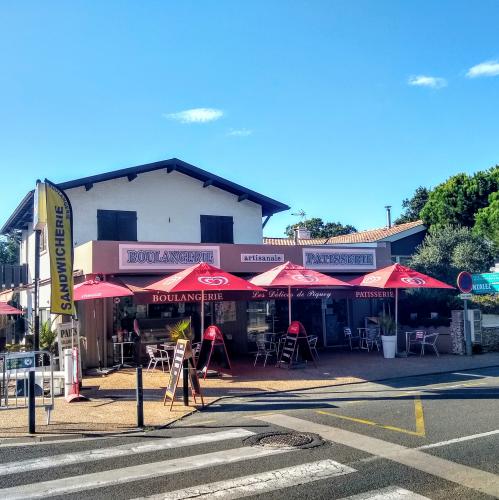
[264,220,427,264]
[2,158,395,367]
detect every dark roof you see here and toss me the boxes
[1,158,289,233]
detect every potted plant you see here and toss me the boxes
[166,319,193,342]
[378,314,397,358]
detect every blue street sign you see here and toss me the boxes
[472,273,499,295]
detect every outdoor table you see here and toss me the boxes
[161,342,177,356]
[113,341,135,367]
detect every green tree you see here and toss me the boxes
[0,233,20,264]
[394,186,430,224]
[285,218,356,238]
[410,225,494,285]
[474,191,499,249]
[420,166,499,228]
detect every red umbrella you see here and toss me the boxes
[0,302,23,315]
[74,279,133,301]
[250,261,352,324]
[350,263,454,350]
[74,277,134,371]
[350,263,455,290]
[146,262,265,334]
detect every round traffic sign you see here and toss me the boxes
[457,271,473,293]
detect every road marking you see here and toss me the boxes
[339,485,430,499]
[135,459,355,499]
[318,396,426,437]
[256,414,499,498]
[0,428,255,476]
[453,372,484,378]
[181,420,217,426]
[0,445,291,499]
[417,429,499,450]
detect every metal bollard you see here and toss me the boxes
[136,367,144,428]
[28,370,36,434]
[182,359,189,406]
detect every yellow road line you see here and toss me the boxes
[414,396,425,436]
[317,396,426,437]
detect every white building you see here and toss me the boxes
[2,158,289,324]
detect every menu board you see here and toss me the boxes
[164,339,203,410]
[277,321,316,369]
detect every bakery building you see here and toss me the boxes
[2,158,400,368]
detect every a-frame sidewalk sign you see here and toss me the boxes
[277,321,316,369]
[196,325,232,379]
[163,339,204,411]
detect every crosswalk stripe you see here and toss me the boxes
[136,459,356,499]
[339,486,430,499]
[0,445,291,499]
[0,428,255,476]
[256,414,499,498]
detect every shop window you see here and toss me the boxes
[97,210,137,241]
[247,300,276,342]
[200,215,233,244]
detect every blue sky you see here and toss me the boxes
[1,1,498,237]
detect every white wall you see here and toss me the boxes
[68,170,263,246]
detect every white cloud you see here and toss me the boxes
[165,108,224,123]
[227,128,252,137]
[466,60,499,78]
[408,75,447,89]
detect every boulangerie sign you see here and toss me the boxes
[119,244,220,270]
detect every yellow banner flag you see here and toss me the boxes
[45,180,75,316]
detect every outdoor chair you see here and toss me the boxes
[191,342,202,362]
[308,335,319,361]
[365,328,381,352]
[254,334,277,367]
[344,327,361,350]
[421,332,440,356]
[410,331,440,357]
[146,345,171,372]
[408,331,425,355]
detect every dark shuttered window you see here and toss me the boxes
[200,215,234,244]
[97,210,137,241]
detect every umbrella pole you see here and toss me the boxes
[395,288,399,355]
[288,285,292,325]
[201,290,205,337]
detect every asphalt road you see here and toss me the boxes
[0,366,498,499]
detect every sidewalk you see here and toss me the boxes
[1,351,498,439]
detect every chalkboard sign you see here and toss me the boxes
[196,325,232,379]
[163,339,204,410]
[277,321,316,369]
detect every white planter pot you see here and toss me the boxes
[381,335,396,359]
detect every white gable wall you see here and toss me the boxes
[67,169,263,246]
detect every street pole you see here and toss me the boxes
[182,359,189,406]
[28,370,36,434]
[33,229,41,353]
[136,367,144,428]
[463,298,472,356]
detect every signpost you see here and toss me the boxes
[457,272,473,356]
[163,339,203,411]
